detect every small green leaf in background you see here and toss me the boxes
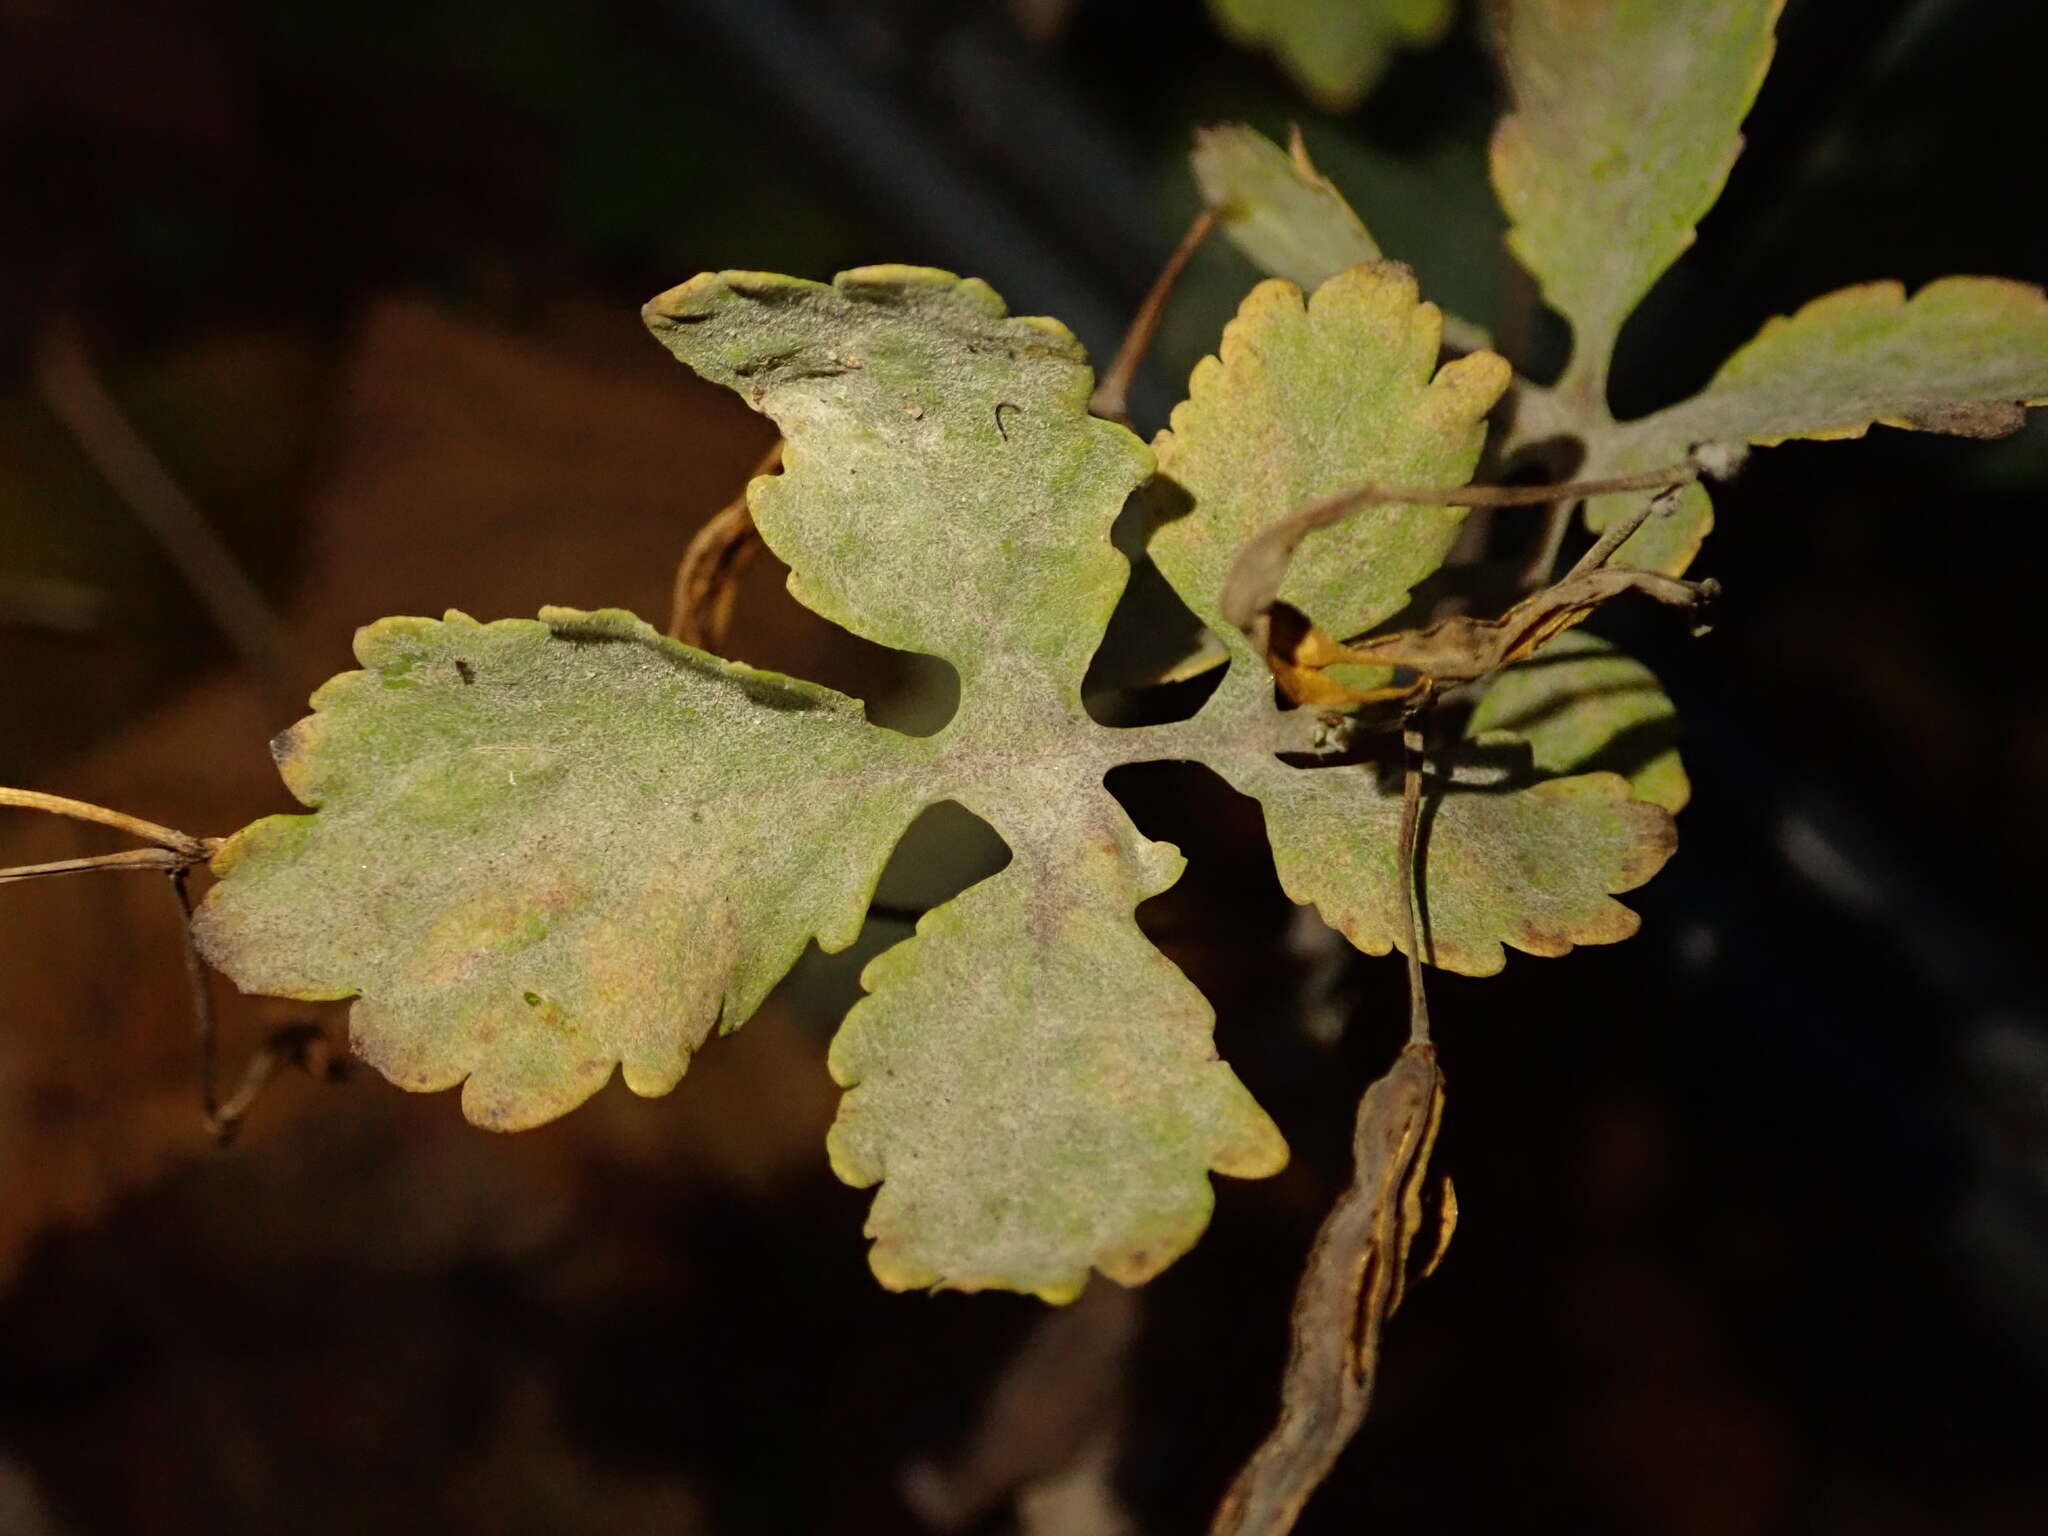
[1483,3,2040,581]
[1209,0,1456,113]
[1192,124,1381,292]
[1190,123,1496,354]
[1577,468,1716,579]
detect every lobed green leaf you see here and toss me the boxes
[1578,277,2048,575]
[643,267,1151,709]
[192,244,1699,1301]
[827,813,1286,1303]
[1634,276,2048,449]
[1189,125,1494,355]
[197,609,934,1131]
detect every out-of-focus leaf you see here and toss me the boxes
[1632,277,2048,448]
[643,266,1150,707]
[198,608,934,1131]
[1190,125,1496,355]
[827,829,1287,1304]
[1223,737,1676,976]
[1490,0,1782,378]
[1192,124,1381,291]
[1151,263,1510,652]
[1209,0,1455,112]
[1466,630,1688,811]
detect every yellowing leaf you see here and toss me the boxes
[827,813,1285,1302]
[1139,261,1666,981]
[1192,124,1381,291]
[197,608,934,1131]
[1635,276,2048,448]
[1151,263,1511,650]
[1491,0,1782,382]
[1223,738,1676,976]
[1466,630,1689,812]
[1208,0,1455,112]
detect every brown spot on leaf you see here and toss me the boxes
[1889,400,2027,440]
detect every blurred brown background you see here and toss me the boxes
[2,1,2046,1531]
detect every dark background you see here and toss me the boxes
[2,1,2045,1531]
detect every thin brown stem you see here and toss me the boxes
[167,863,343,1144]
[0,847,189,884]
[1089,209,1215,426]
[1220,463,1698,636]
[1568,483,1684,577]
[204,1023,346,1146]
[669,439,780,650]
[1299,463,1692,517]
[1397,719,1431,1047]
[0,786,215,858]
[168,869,223,1128]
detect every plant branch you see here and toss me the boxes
[0,847,191,884]
[167,868,226,1129]
[1089,209,1214,427]
[1517,498,1578,593]
[1397,718,1431,1046]
[1569,482,1683,576]
[1220,462,1698,638]
[164,868,340,1144]
[0,786,217,859]
[201,1020,347,1146]
[669,439,780,650]
[0,782,310,1140]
